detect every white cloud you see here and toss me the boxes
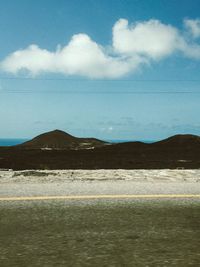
[113,18,200,61]
[1,45,54,75]
[0,34,145,78]
[113,18,181,60]
[1,18,200,78]
[184,19,200,38]
[54,34,145,78]
[179,42,200,60]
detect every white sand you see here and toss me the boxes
[0,169,200,197]
[0,169,200,183]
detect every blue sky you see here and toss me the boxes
[0,0,200,140]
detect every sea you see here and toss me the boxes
[0,138,155,146]
[0,139,28,146]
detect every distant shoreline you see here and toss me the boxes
[0,139,28,146]
[0,138,155,147]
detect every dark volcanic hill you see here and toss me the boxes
[110,134,200,156]
[152,134,200,149]
[0,132,200,170]
[17,129,107,150]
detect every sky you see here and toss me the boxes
[0,0,200,140]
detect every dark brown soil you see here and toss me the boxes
[0,133,200,170]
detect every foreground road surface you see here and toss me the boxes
[0,172,200,266]
[0,180,200,198]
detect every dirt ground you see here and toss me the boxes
[0,199,200,267]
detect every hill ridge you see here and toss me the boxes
[18,129,107,150]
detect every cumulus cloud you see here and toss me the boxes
[1,45,54,75]
[184,18,200,38]
[112,19,181,60]
[113,18,200,60]
[1,18,200,78]
[0,34,145,78]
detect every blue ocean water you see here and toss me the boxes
[0,138,155,147]
[0,139,28,146]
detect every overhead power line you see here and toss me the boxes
[0,76,200,82]
[1,76,200,94]
[1,90,200,94]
